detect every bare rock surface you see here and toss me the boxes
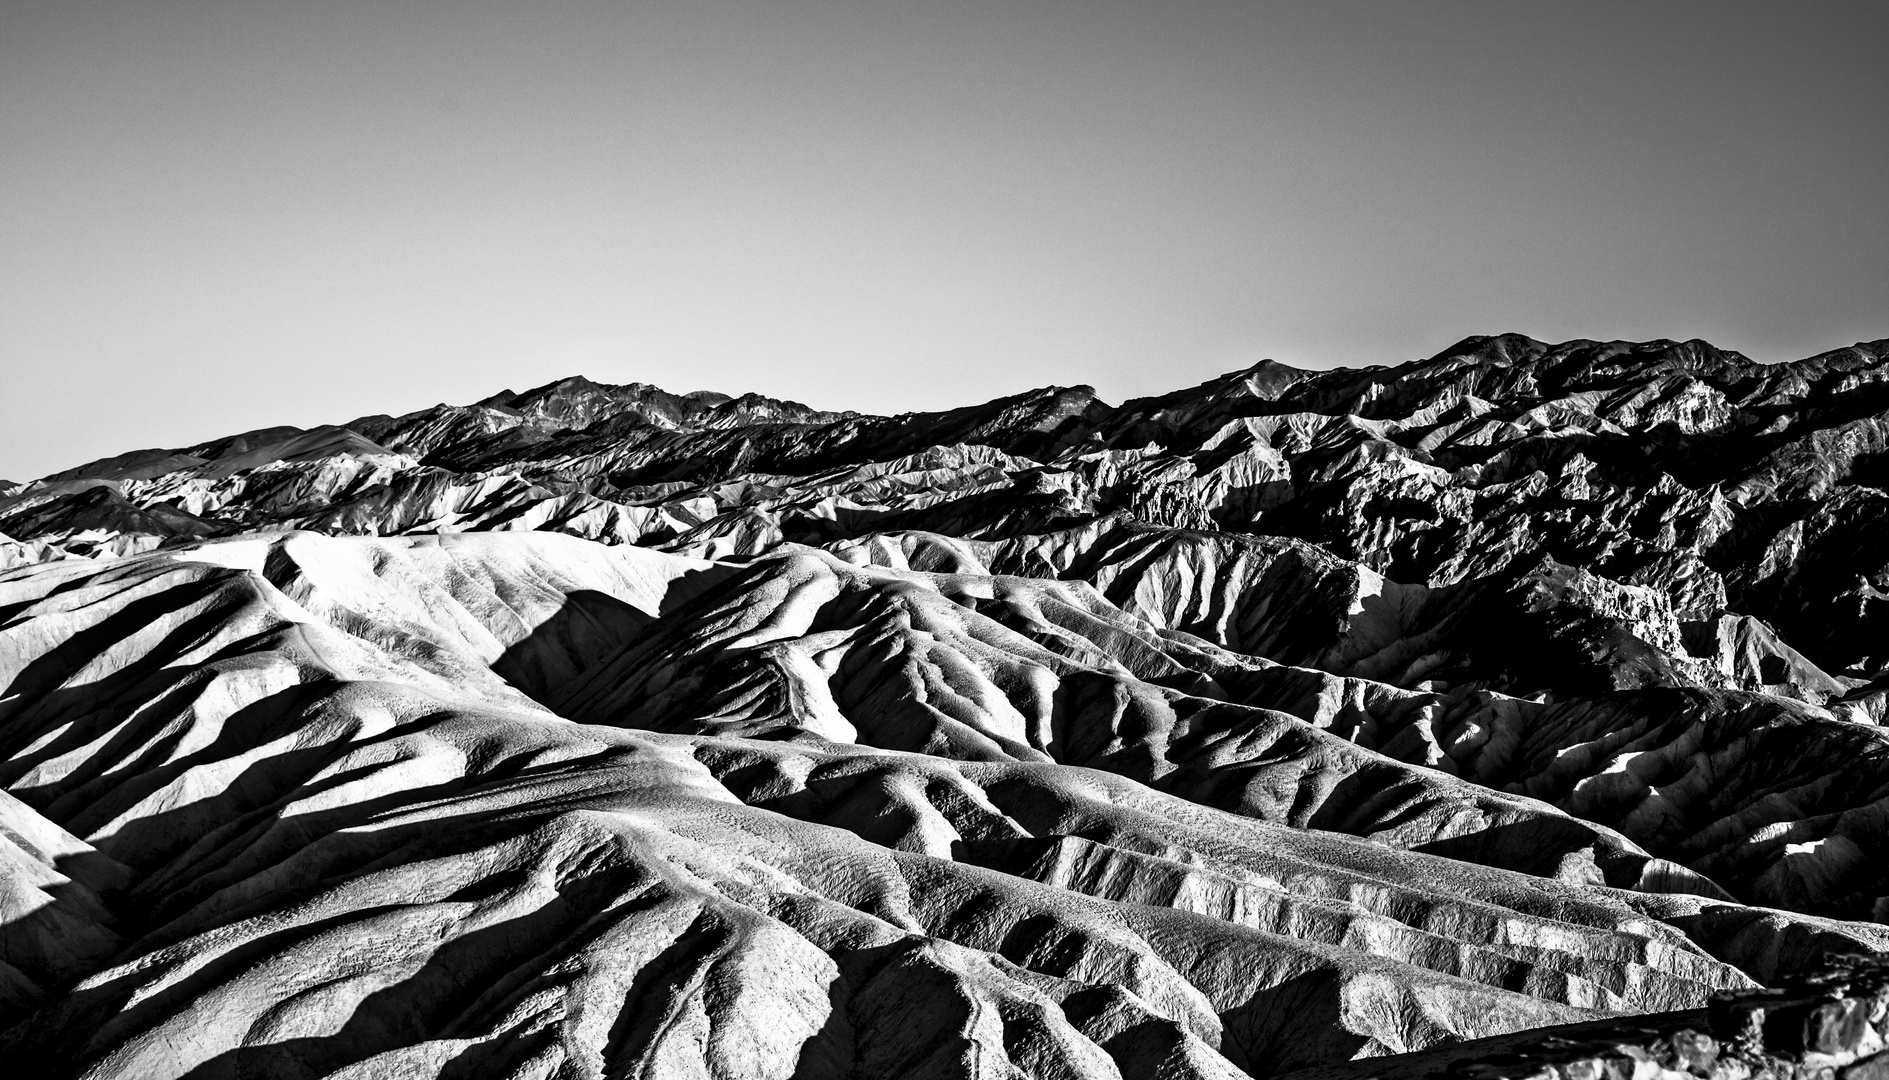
[3,335,1889,1076]
[1287,952,1889,1080]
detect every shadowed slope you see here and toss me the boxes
[2,337,1889,1077]
[3,535,1872,1078]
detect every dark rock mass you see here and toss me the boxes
[3,333,1889,1078]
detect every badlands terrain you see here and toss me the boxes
[3,334,1889,1078]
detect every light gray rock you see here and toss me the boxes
[3,335,1888,1076]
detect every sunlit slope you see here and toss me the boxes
[2,335,1889,1077]
[0,534,1883,1076]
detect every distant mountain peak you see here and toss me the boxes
[6,331,1889,1075]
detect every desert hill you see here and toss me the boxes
[4,334,1889,1077]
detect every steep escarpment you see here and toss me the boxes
[3,334,1888,1078]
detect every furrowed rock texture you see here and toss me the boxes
[2,334,1888,1078]
[1287,952,1889,1080]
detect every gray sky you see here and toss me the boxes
[3,0,1885,481]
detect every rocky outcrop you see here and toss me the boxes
[1292,954,1889,1080]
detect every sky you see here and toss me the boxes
[3,0,1885,482]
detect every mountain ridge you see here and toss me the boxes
[3,333,1889,1077]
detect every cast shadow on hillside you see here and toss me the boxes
[490,588,652,710]
[491,572,732,714]
[1221,968,1370,1074]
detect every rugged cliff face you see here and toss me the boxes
[3,334,1889,1078]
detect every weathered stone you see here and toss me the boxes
[4,338,1889,1076]
[1604,1056,1644,1080]
[1561,1058,1607,1080]
[1716,1002,1773,1052]
[1841,1049,1889,1080]
[1672,1030,1722,1075]
[1807,1000,1872,1056]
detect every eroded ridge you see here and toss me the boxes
[3,335,1889,1077]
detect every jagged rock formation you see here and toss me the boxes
[1293,952,1889,1080]
[3,335,1889,1077]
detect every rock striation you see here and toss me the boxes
[1290,953,1889,1080]
[2,334,1888,1077]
